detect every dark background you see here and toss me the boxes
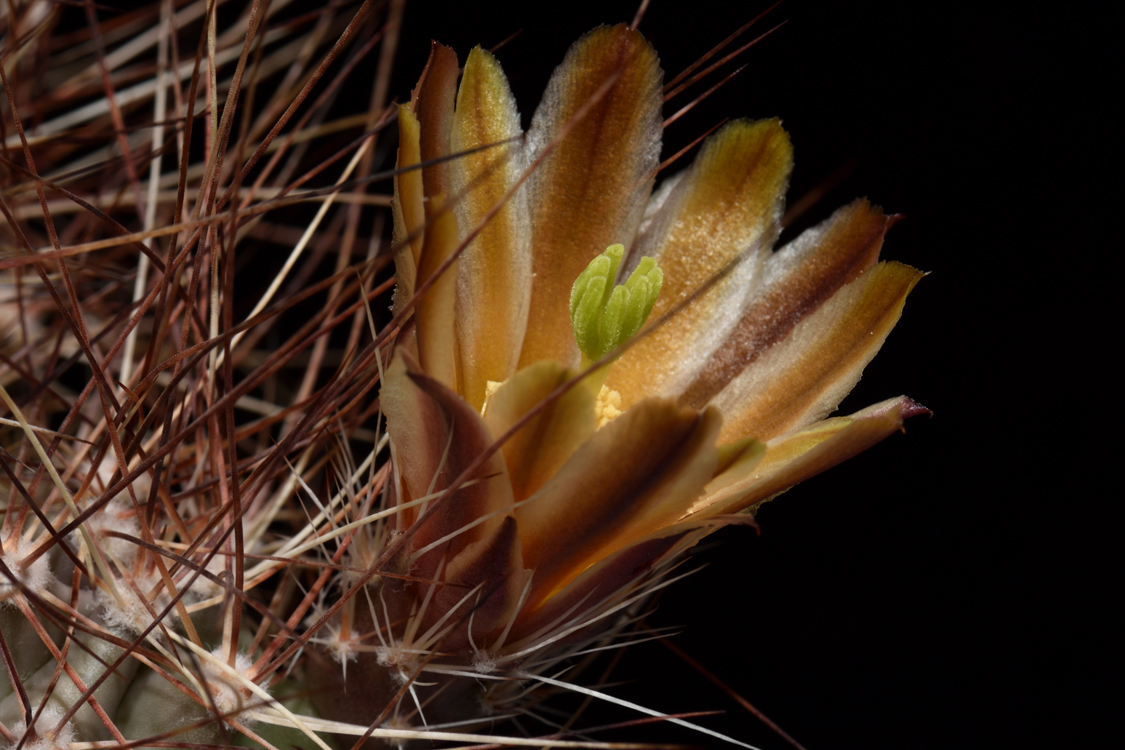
[387,2,1110,749]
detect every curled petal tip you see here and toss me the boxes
[900,397,932,419]
[855,394,931,423]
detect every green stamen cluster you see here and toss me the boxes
[570,244,663,364]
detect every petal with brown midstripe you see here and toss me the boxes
[681,199,894,409]
[450,47,532,411]
[380,353,441,531]
[380,353,514,580]
[482,360,596,504]
[713,260,924,444]
[431,516,529,653]
[410,41,459,198]
[690,396,928,520]
[518,25,663,369]
[390,42,459,318]
[607,119,792,407]
[515,398,720,609]
[509,527,698,644]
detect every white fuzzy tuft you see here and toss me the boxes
[87,499,142,567]
[0,537,52,603]
[96,578,172,633]
[4,703,75,750]
[375,642,419,684]
[181,551,232,603]
[471,650,497,675]
[202,650,257,721]
[322,625,360,665]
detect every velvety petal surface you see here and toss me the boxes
[380,354,515,580]
[450,47,532,411]
[510,527,698,641]
[608,119,792,407]
[681,199,893,409]
[518,25,663,369]
[415,196,461,391]
[515,398,720,609]
[381,354,443,531]
[432,516,529,652]
[711,260,923,444]
[410,41,459,199]
[394,44,462,389]
[482,361,596,504]
[691,396,927,519]
[390,106,424,316]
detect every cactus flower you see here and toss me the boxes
[0,12,925,748]
[309,23,926,737]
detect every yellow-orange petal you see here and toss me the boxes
[390,105,424,316]
[690,396,927,519]
[415,194,461,391]
[712,434,768,484]
[518,25,663,369]
[681,199,893,408]
[712,260,924,444]
[515,398,720,609]
[380,354,514,580]
[607,119,793,407]
[450,47,532,411]
[482,361,596,503]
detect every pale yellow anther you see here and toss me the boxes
[480,379,505,417]
[595,386,624,428]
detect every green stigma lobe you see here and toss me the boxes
[570,244,663,362]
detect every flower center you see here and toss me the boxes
[569,244,663,368]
